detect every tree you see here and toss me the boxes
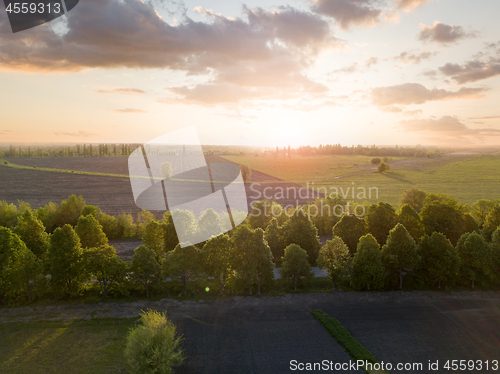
[365,202,397,245]
[84,245,128,298]
[75,214,108,249]
[160,161,173,179]
[281,209,321,265]
[0,201,20,228]
[201,234,233,295]
[130,245,161,298]
[317,236,351,292]
[45,225,86,298]
[456,231,492,288]
[264,218,286,264]
[332,214,366,254]
[117,213,137,238]
[381,223,418,289]
[420,202,465,246]
[371,158,381,165]
[482,205,500,242]
[169,209,198,244]
[350,234,385,291]
[163,243,201,296]
[96,212,119,239]
[163,211,180,252]
[239,164,252,183]
[231,226,274,295]
[198,208,224,240]
[470,199,497,228]
[55,194,87,228]
[248,200,277,230]
[396,204,424,243]
[377,162,390,173]
[136,209,156,238]
[417,233,459,289]
[125,310,185,374]
[13,209,50,258]
[400,188,427,213]
[280,244,314,291]
[143,220,166,259]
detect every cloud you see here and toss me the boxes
[312,0,382,30]
[0,0,337,105]
[0,130,13,134]
[419,21,477,45]
[330,57,378,75]
[400,116,500,140]
[469,116,500,120]
[394,51,436,64]
[393,0,433,11]
[112,108,147,113]
[371,83,486,107]
[54,131,96,137]
[439,60,500,84]
[98,88,146,95]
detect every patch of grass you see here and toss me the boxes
[0,318,137,374]
[222,154,384,181]
[311,310,387,374]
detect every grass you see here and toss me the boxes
[222,154,391,181]
[0,318,138,374]
[302,154,500,206]
[311,310,387,374]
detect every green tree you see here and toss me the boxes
[420,202,465,246]
[280,244,314,291]
[160,161,174,179]
[75,214,108,249]
[231,226,274,295]
[365,202,397,245]
[248,200,276,230]
[456,231,492,288]
[332,214,366,254]
[281,209,321,265]
[201,234,233,295]
[400,188,427,213]
[97,212,119,239]
[482,205,500,242]
[136,209,156,238]
[377,162,390,173]
[130,245,161,298]
[55,194,86,227]
[84,245,128,298]
[317,236,351,292]
[163,243,201,296]
[381,223,418,289]
[417,232,459,289]
[396,204,424,242]
[125,310,185,374]
[117,212,137,238]
[45,225,86,298]
[198,208,224,239]
[350,234,385,291]
[163,211,180,252]
[169,210,198,244]
[470,199,497,227]
[371,157,381,165]
[13,209,50,258]
[143,220,166,258]
[264,218,286,264]
[0,201,20,228]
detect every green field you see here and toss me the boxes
[223,154,387,181]
[0,318,136,374]
[225,153,500,206]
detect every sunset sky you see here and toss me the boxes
[1,0,500,147]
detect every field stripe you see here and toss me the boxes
[311,310,389,374]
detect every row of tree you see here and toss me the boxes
[1,144,140,158]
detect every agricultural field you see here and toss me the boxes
[1,292,500,374]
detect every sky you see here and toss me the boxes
[1,0,500,147]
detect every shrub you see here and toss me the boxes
[125,310,185,374]
[377,162,390,173]
[240,164,252,182]
[371,157,381,165]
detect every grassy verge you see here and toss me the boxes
[311,310,388,374]
[0,317,138,374]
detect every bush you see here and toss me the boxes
[377,162,390,173]
[125,309,185,374]
[371,157,381,165]
[240,164,252,182]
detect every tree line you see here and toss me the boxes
[1,144,141,158]
[1,189,500,305]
